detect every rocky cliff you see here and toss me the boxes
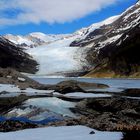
[71,1,140,77]
[0,36,38,74]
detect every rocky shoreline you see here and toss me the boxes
[0,68,140,138]
[0,120,38,132]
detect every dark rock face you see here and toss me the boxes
[0,36,38,74]
[70,2,140,77]
[97,24,140,75]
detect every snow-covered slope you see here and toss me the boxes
[4,33,70,48]
[4,34,34,46]
[4,29,89,76]
[70,1,140,50]
[0,126,122,140]
[74,15,119,39]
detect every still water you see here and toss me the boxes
[31,77,140,92]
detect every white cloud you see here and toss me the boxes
[0,0,120,27]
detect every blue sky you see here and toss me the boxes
[0,0,137,35]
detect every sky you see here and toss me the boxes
[0,0,137,35]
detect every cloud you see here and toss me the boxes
[0,0,120,27]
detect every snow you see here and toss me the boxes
[18,77,26,82]
[137,0,140,5]
[3,1,140,77]
[81,15,119,38]
[116,2,140,33]
[8,107,33,117]
[0,126,123,140]
[27,36,87,75]
[4,32,70,48]
[0,84,54,97]
[99,34,122,49]
[29,32,66,42]
[16,36,33,45]
[123,7,140,20]
[65,92,111,98]
[5,34,33,46]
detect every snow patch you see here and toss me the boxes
[0,84,54,97]
[0,126,123,140]
[65,92,111,98]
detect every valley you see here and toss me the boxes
[0,1,140,140]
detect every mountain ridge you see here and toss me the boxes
[2,1,140,77]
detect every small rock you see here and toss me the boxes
[7,75,12,78]
[89,131,95,134]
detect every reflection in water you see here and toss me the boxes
[24,97,76,118]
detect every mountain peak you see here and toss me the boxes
[137,0,140,4]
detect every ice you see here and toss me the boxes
[27,36,87,75]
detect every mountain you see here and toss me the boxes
[70,1,140,77]
[25,32,89,76]
[71,1,140,48]
[3,1,140,77]
[0,36,38,73]
[4,33,71,48]
[4,30,89,76]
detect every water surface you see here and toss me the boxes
[31,77,140,92]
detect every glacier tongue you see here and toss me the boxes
[26,36,88,76]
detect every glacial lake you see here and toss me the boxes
[1,77,140,124]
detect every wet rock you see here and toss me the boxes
[121,89,140,97]
[0,120,38,132]
[72,97,140,131]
